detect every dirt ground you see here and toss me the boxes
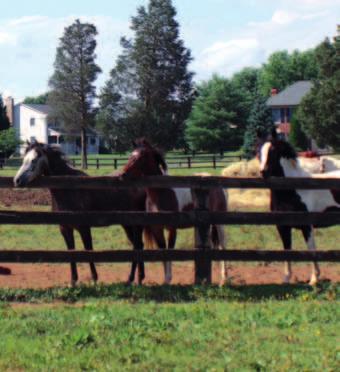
[0,262,338,288]
[0,188,338,289]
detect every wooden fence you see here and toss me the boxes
[0,175,339,284]
[67,155,243,170]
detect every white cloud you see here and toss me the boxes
[194,38,264,79]
[194,1,339,80]
[0,15,129,100]
[8,16,48,27]
[0,31,16,45]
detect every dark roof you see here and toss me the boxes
[266,81,313,107]
[22,104,51,115]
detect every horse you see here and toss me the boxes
[14,142,147,286]
[122,138,228,285]
[258,132,340,285]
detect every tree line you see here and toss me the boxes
[3,1,338,165]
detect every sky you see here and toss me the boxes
[0,0,339,101]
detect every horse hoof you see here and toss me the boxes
[70,280,77,288]
[283,275,291,284]
[309,278,318,286]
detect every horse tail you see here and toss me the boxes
[211,225,219,247]
[143,227,155,249]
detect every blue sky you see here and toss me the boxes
[1,0,339,101]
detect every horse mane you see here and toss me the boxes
[26,142,82,175]
[273,139,297,160]
[134,138,168,173]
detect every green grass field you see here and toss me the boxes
[0,285,338,371]
[0,163,339,371]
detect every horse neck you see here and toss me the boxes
[280,157,311,178]
[49,159,87,177]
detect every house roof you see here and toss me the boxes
[266,81,313,107]
[22,104,51,115]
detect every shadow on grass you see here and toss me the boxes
[0,281,338,304]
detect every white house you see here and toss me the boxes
[5,97,100,155]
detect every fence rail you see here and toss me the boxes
[3,176,340,189]
[0,211,339,226]
[0,250,338,263]
[0,175,339,284]
[68,155,242,169]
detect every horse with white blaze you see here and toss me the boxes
[259,133,340,285]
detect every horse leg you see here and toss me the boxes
[166,228,177,284]
[78,226,98,283]
[277,226,292,283]
[215,225,227,286]
[135,227,145,285]
[59,225,78,286]
[124,226,145,285]
[150,227,168,284]
[302,226,320,286]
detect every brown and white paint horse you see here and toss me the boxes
[122,139,228,285]
[14,142,147,286]
[259,134,340,285]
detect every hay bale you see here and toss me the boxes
[221,158,260,178]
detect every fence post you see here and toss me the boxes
[96,159,99,169]
[187,157,191,169]
[191,188,211,284]
[212,155,216,169]
[114,159,118,170]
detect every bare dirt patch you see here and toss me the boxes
[0,189,50,207]
[0,262,338,288]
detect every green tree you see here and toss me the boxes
[259,49,318,96]
[297,30,340,150]
[99,0,193,150]
[231,67,261,125]
[242,95,274,159]
[185,75,248,152]
[289,114,309,151]
[0,127,20,156]
[48,19,101,168]
[23,93,49,105]
[0,96,10,131]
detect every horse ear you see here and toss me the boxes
[141,138,152,148]
[270,127,278,141]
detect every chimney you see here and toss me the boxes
[4,96,14,125]
[271,88,278,96]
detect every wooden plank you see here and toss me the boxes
[0,250,337,263]
[192,188,211,284]
[2,176,340,190]
[0,211,339,226]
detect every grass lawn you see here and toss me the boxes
[0,285,338,371]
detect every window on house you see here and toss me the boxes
[48,136,58,144]
[59,136,65,144]
[30,118,35,127]
[280,108,285,123]
[90,137,96,145]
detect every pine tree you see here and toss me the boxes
[298,28,340,150]
[0,96,10,131]
[99,0,193,150]
[48,19,101,168]
[185,75,248,152]
[289,114,309,151]
[242,95,274,159]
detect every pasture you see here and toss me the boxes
[0,163,338,370]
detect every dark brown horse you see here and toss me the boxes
[122,139,228,285]
[14,142,146,285]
